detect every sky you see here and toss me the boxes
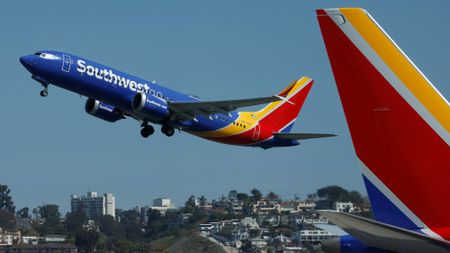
[1,1,449,214]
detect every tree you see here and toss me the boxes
[228,190,238,202]
[0,209,15,229]
[65,210,87,237]
[0,184,15,213]
[199,195,207,209]
[266,191,279,202]
[96,215,116,237]
[117,210,144,241]
[16,207,30,218]
[251,188,262,202]
[34,204,64,235]
[39,204,61,226]
[75,229,99,253]
[146,209,164,238]
[183,195,197,213]
[317,185,349,203]
[236,192,250,202]
[348,191,364,206]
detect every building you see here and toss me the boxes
[71,191,115,219]
[295,229,337,243]
[151,197,175,214]
[0,229,21,246]
[333,202,354,213]
[240,217,259,230]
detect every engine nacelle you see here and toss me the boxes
[85,98,125,123]
[131,92,169,120]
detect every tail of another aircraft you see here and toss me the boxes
[252,76,314,132]
[317,7,450,240]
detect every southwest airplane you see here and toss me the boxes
[317,8,450,253]
[19,51,334,149]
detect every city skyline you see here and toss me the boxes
[2,1,449,214]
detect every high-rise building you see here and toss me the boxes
[71,191,115,219]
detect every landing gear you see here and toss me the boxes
[161,125,175,137]
[40,88,48,97]
[140,125,155,138]
[32,75,49,97]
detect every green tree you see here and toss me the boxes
[228,190,238,202]
[146,209,164,238]
[16,207,30,218]
[317,185,349,203]
[117,210,144,241]
[34,204,64,235]
[251,188,262,202]
[65,210,87,237]
[0,209,15,229]
[236,192,250,202]
[183,195,197,213]
[39,204,61,225]
[348,190,364,206]
[75,229,99,253]
[97,215,116,237]
[266,191,279,202]
[0,184,15,212]
[199,195,207,209]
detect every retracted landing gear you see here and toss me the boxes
[140,122,154,138]
[161,125,175,137]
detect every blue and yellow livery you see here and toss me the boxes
[20,51,334,149]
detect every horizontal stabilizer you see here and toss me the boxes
[273,132,336,140]
[318,210,450,253]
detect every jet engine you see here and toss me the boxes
[85,98,125,122]
[131,92,169,120]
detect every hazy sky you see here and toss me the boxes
[1,1,448,213]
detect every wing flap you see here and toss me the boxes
[168,96,281,121]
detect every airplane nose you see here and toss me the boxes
[20,55,34,67]
[321,237,340,253]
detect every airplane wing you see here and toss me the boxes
[273,132,337,140]
[318,210,450,253]
[168,96,281,121]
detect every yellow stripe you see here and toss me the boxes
[340,8,449,132]
[253,76,312,120]
[193,76,311,138]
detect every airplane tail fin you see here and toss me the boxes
[251,76,314,132]
[317,8,450,239]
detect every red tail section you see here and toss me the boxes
[253,77,314,132]
[318,8,450,239]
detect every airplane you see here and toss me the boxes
[316,8,450,253]
[19,51,335,149]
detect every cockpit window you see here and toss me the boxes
[34,52,42,56]
[38,53,60,60]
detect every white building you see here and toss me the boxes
[240,217,259,230]
[296,230,337,243]
[334,202,354,213]
[71,191,116,219]
[151,197,175,214]
[0,229,21,246]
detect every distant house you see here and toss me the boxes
[240,217,259,230]
[253,199,281,215]
[294,229,338,243]
[333,202,354,213]
[0,229,21,246]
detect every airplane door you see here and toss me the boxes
[252,124,260,141]
[62,54,71,72]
